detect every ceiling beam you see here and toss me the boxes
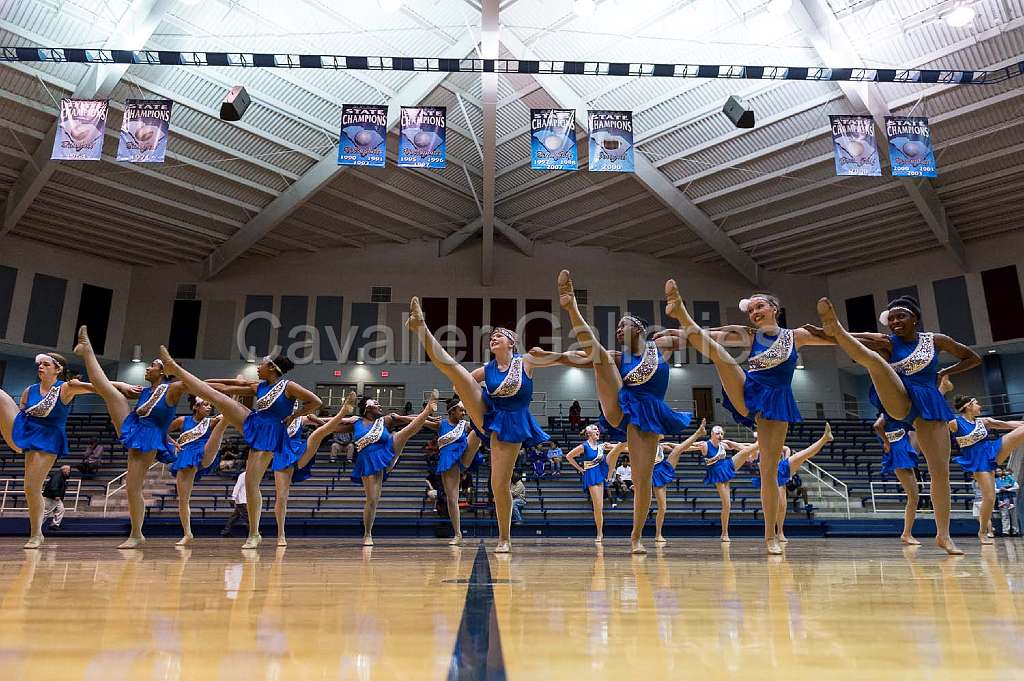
[1,0,174,237]
[499,30,758,285]
[480,0,500,286]
[201,31,481,279]
[792,0,965,270]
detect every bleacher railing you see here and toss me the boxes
[103,462,163,516]
[0,478,82,515]
[802,461,851,518]
[869,480,976,514]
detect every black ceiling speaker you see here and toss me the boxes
[219,85,251,121]
[723,95,755,129]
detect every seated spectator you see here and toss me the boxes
[511,472,527,524]
[996,467,1019,537]
[612,458,633,502]
[544,441,564,477]
[218,445,241,476]
[425,470,447,517]
[76,439,105,478]
[526,444,547,479]
[786,473,811,511]
[460,470,475,506]
[330,432,354,469]
[42,465,72,530]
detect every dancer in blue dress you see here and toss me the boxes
[658,282,832,554]
[607,420,708,544]
[810,295,979,554]
[75,327,192,548]
[873,414,921,545]
[558,271,692,554]
[422,396,483,545]
[167,397,231,546]
[948,394,1024,545]
[566,425,628,543]
[307,391,438,546]
[156,345,322,549]
[694,424,761,543]
[0,351,137,548]
[410,297,569,554]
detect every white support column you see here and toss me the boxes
[2,0,175,236]
[480,0,500,286]
[792,0,966,270]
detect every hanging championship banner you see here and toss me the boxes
[829,115,880,177]
[51,98,107,161]
[588,110,634,173]
[338,104,387,168]
[116,99,172,163]
[885,116,937,178]
[531,108,577,171]
[398,106,446,168]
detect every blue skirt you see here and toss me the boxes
[169,443,221,482]
[12,413,68,457]
[581,462,609,490]
[607,389,692,438]
[436,443,469,475]
[703,458,736,486]
[351,442,394,484]
[955,437,1000,474]
[776,458,792,486]
[723,373,802,429]
[292,452,316,484]
[652,459,676,488]
[880,439,918,476]
[271,435,304,473]
[242,411,286,453]
[481,392,549,447]
[120,412,175,464]
[870,379,953,430]
[751,475,761,490]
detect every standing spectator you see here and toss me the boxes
[568,400,582,431]
[42,465,72,530]
[612,458,633,502]
[403,401,414,415]
[511,472,527,524]
[76,439,105,478]
[996,467,1019,536]
[221,469,248,537]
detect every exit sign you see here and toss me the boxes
[380,370,390,378]
[333,370,342,377]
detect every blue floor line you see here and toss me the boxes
[447,542,507,681]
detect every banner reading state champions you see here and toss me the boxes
[116,99,172,163]
[338,104,387,168]
[530,109,577,171]
[398,106,446,169]
[51,98,107,161]
[588,110,634,173]
[829,115,881,177]
[885,116,937,178]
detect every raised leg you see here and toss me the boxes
[654,486,668,543]
[157,346,250,430]
[0,388,19,452]
[242,451,273,549]
[490,438,520,553]
[913,419,962,555]
[756,417,789,554]
[361,472,383,545]
[119,449,157,548]
[558,270,624,426]
[787,423,833,471]
[22,451,57,549]
[664,280,748,415]
[996,425,1024,465]
[460,431,482,469]
[626,426,660,554]
[441,467,463,543]
[815,300,911,421]
[175,469,196,545]
[716,482,732,542]
[893,467,920,545]
[408,298,486,428]
[274,470,291,546]
[74,326,131,433]
[201,417,231,469]
[588,484,605,542]
[391,390,439,456]
[298,392,357,470]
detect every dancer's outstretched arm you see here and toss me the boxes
[527,348,595,368]
[283,383,321,428]
[300,392,358,463]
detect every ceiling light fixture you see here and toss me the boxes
[944,2,975,27]
[574,0,596,18]
[766,0,792,15]
[378,0,404,12]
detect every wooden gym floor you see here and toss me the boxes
[0,537,1021,680]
